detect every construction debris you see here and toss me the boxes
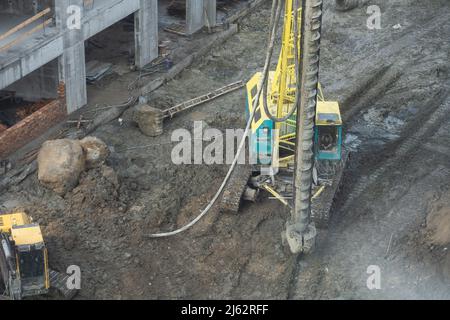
[86,60,113,84]
[164,23,188,37]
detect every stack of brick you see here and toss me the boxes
[0,83,67,158]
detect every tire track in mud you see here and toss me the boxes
[340,88,450,213]
[341,64,402,123]
[336,11,449,123]
[331,8,450,213]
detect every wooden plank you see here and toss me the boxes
[0,18,53,52]
[0,8,51,43]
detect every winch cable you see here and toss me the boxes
[262,0,300,123]
[147,0,281,238]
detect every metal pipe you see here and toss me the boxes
[287,0,323,253]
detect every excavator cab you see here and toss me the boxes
[0,212,50,300]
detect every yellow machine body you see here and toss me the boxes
[0,212,31,233]
[0,212,50,299]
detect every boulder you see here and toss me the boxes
[37,139,85,195]
[80,136,110,169]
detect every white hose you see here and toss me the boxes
[147,0,281,238]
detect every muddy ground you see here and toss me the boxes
[1,0,450,299]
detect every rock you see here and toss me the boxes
[133,104,164,137]
[80,136,110,169]
[38,139,85,195]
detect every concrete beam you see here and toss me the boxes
[0,36,63,89]
[134,0,158,68]
[6,59,59,101]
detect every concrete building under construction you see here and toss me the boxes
[0,0,217,157]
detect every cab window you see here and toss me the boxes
[19,249,45,278]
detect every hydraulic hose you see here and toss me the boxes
[262,0,301,123]
[147,0,281,238]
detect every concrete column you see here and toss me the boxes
[205,0,216,27]
[134,0,158,68]
[186,0,204,34]
[56,0,87,113]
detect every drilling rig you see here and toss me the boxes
[220,0,348,254]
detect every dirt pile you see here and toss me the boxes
[68,165,121,212]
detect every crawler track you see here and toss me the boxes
[49,270,78,300]
[311,149,350,228]
[220,164,252,214]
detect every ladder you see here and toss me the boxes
[163,80,244,119]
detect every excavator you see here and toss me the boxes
[220,0,348,253]
[0,211,77,300]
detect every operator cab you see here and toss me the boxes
[315,101,343,161]
[11,224,49,298]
